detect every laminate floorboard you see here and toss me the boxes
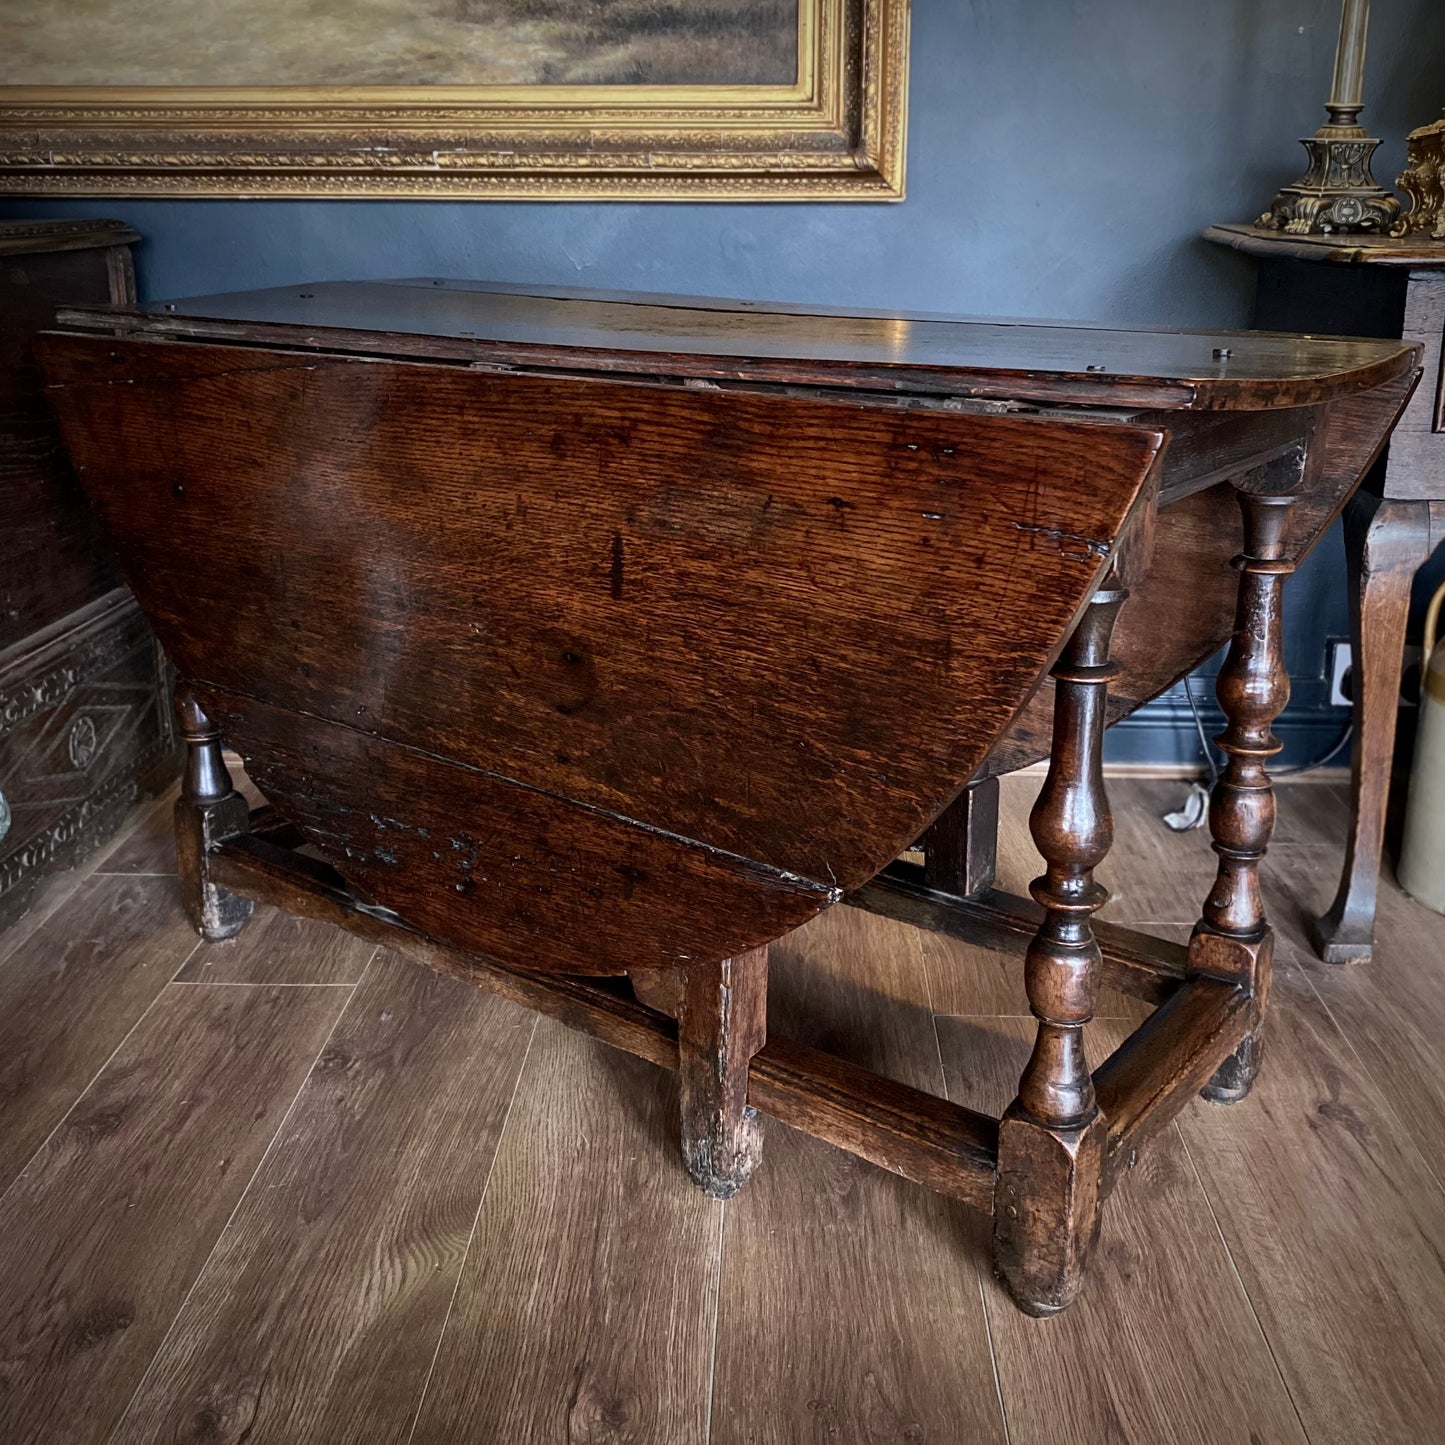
[711,905,1007,1445]
[1290,877,1445,1187]
[96,764,259,878]
[0,873,199,1193]
[115,951,533,1445]
[410,1019,721,1445]
[175,904,376,986]
[94,793,180,877]
[0,777,1437,1445]
[939,1015,1306,1445]
[0,982,347,1445]
[1178,957,1445,1445]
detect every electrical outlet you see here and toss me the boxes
[1326,639,1424,709]
[1328,640,1352,707]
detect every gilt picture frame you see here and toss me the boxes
[0,0,907,199]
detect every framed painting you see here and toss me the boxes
[0,0,907,199]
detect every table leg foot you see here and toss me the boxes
[683,1105,764,1201]
[677,945,768,1200]
[1306,910,1375,965]
[995,1107,1106,1316]
[174,686,253,942]
[1200,1030,1265,1103]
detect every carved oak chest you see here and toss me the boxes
[0,220,178,928]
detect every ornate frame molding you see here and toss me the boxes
[0,0,908,199]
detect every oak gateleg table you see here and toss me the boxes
[37,281,1418,1315]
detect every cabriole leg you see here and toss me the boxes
[1192,492,1297,1103]
[995,585,1126,1316]
[174,686,253,941]
[677,945,768,1200]
[1310,494,1434,963]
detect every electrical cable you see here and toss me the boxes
[1163,675,1350,829]
[1269,723,1353,777]
[1182,674,1219,789]
[1183,671,1352,776]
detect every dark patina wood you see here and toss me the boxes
[1312,493,1445,959]
[994,583,1126,1316]
[677,946,768,1199]
[920,775,999,898]
[0,219,179,930]
[67,276,1409,408]
[1190,487,1299,1103]
[1207,224,1445,965]
[39,331,1164,975]
[37,280,1418,1316]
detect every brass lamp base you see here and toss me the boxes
[1258,130,1402,235]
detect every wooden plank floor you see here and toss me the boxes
[0,774,1440,1445]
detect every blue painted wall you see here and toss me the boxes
[6,0,1442,767]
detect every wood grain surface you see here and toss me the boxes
[410,1020,721,1445]
[0,226,127,653]
[41,333,1163,972]
[1177,962,1445,1445]
[114,951,534,1445]
[711,904,1007,1445]
[941,1015,1307,1445]
[0,778,1441,1443]
[56,277,1417,410]
[0,982,348,1445]
[93,795,180,876]
[175,904,377,986]
[201,693,832,975]
[988,365,1417,774]
[0,873,198,1192]
[1204,222,1445,268]
[1386,270,1444,501]
[1297,877,1445,1186]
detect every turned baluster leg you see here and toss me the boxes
[1193,492,1297,1103]
[676,945,768,1200]
[994,585,1126,1316]
[174,686,253,941]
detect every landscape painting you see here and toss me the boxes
[1,0,799,88]
[0,0,907,199]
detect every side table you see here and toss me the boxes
[1205,224,1445,963]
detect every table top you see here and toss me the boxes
[56,277,1417,413]
[41,276,1418,976]
[1205,223,1445,270]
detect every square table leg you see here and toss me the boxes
[920,775,1000,898]
[676,945,769,1199]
